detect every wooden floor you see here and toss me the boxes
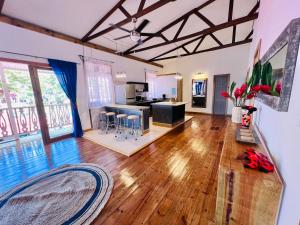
[0,114,228,225]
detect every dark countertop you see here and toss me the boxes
[127,99,166,106]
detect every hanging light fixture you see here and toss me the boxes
[114,43,127,79]
[174,50,183,80]
[193,72,208,80]
[116,72,127,78]
[174,72,183,80]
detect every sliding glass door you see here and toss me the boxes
[0,60,73,145]
[36,68,73,139]
[0,61,41,144]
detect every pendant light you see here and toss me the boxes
[174,49,183,80]
[114,43,127,79]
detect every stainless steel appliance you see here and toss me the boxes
[115,82,148,104]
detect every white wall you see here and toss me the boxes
[162,44,250,114]
[154,75,177,98]
[248,1,300,225]
[0,23,161,130]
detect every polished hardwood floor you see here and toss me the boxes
[0,114,228,225]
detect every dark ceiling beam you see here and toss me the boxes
[137,0,146,13]
[124,0,216,54]
[210,33,223,46]
[0,0,5,14]
[81,0,127,41]
[149,36,202,61]
[193,36,205,53]
[173,17,188,40]
[152,39,252,61]
[119,5,131,18]
[182,46,190,54]
[232,25,236,43]
[0,15,163,68]
[126,13,258,54]
[83,0,176,42]
[245,29,253,40]
[194,11,215,27]
[248,1,260,16]
[160,34,169,42]
[228,0,234,21]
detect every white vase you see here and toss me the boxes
[231,106,242,123]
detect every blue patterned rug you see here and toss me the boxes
[0,163,114,225]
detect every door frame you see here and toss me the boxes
[212,74,230,115]
[29,66,72,144]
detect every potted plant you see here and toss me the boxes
[221,82,250,123]
[221,60,281,123]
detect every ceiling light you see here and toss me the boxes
[130,31,141,42]
[193,72,208,79]
[116,72,127,79]
[174,72,183,80]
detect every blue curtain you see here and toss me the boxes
[48,59,83,137]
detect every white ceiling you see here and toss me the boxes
[2,0,257,62]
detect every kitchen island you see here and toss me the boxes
[151,102,187,127]
[105,104,150,134]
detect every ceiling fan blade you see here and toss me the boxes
[114,35,131,40]
[109,23,131,33]
[137,39,143,45]
[136,19,150,32]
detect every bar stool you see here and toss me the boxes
[99,111,107,131]
[127,115,141,140]
[115,114,127,138]
[105,112,116,134]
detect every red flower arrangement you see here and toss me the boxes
[221,91,230,98]
[220,82,258,107]
[221,81,281,107]
[260,85,271,94]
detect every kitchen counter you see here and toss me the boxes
[105,104,150,134]
[151,102,187,106]
[105,104,149,110]
[151,102,186,127]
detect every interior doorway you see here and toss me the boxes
[213,74,230,115]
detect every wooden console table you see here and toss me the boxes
[216,122,283,225]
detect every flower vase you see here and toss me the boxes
[231,106,242,123]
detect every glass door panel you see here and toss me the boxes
[0,61,41,145]
[0,73,14,142]
[37,69,73,139]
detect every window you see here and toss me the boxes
[84,60,114,107]
[146,71,157,99]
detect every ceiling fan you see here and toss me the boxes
[110,18,155,44]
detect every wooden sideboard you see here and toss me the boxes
[216,122,283,225]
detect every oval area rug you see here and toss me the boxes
[0,163,114,225]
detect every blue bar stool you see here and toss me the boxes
[127,115,141,140]
[115,114,127,138]
[105,112,116,134]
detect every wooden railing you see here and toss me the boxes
[0,104,72,138]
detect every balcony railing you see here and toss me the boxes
[0,104,72,138]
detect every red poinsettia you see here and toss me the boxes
[240,83,248,95]
[260,85,271,94]
[251,85,261,93]
[234,88,243,98]
[221,91,230,98]
[247,92,256,99]
[275,82,282,94]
